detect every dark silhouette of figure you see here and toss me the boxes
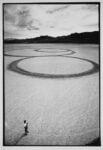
[24,120,29,135]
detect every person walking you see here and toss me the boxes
[24,120,29,135]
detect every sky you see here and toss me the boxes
[4,4,99,39]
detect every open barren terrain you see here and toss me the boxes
[4,43,100,145]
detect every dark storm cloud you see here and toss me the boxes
[47,5,70,14]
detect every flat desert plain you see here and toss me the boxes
[4,43,100,145]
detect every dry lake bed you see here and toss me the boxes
[4,43,100,145]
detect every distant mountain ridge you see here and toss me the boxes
[4,31,99,44]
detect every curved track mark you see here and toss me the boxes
[7,56,99,79]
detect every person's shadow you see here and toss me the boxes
[14,133,27,145]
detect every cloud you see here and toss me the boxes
[4,4,99,39]
[47,5,70,14]
[27,25,39,30]
[4,31,21,39]
[50,26,55,28]
[82,4,98,11]
[15,7,34,29]
[84,23,98,27]
[82,23,98,32]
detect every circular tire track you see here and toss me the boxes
[4,49,75,57]
[8,56,99,79]
[35,48,74,53]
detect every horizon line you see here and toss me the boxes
[4,30,99,40]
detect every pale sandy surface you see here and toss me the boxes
[4,44,99,145]
[18,57,93,75]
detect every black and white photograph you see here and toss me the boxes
[3,2,100,146]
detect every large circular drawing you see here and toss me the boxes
[35,48,73,53]
[5,48,75,57]
[8,56,99,78]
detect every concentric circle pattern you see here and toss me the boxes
[6,47,99,78]
[8,56,99,78]
[5,48,75,57]
[5,45,99,146]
